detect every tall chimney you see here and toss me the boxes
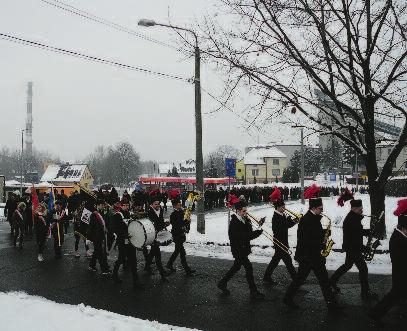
[26,82,33,157]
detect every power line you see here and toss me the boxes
[0,32,191,83]
[39,0,180,52]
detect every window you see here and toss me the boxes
[237,169,241,173]
[272,169,280,176]
[273,159,279,165]
[252,169,259,176]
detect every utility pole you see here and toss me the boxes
[138,19,205,233]
[300,128,305,204]
[20,129,25,196]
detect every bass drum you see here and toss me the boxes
[128,218,156,248]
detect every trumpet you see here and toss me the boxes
[284,208,303,223]
[321,213,335,257]
[246,212,292,255]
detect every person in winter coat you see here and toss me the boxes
[87,198,110,274]
[217,201,265,299]
[330,199,377,300]
[12,202,26,249]
[34,203,49,262]
[166,198,195,275]
[49,200,67,258]
[284,198,341,310]
[369,202,407,323]
[263,199,297,283]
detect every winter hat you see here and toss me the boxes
[350,199,362,208]
[227,194,240,208]
[394,199,407,228]
[309,198,323,209]
[269,187,282,203]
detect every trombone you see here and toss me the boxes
[246,212,293,255]
[284,208,303,223]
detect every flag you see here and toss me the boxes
[48,187,55,212]
[31,184,39,225]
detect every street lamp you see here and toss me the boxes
[292,125,305,204]
[138,18,205,233]
[20,129,25,196]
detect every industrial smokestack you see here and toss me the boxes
[26,82,33,157]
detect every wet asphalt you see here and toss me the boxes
[0,220,405,331]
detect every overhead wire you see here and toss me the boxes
[0,32,191,83]
[38,0,180,52]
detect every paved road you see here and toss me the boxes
[0,221,405,331]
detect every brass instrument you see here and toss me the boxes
[246,212,293,255]
[363,211,384,262]
[284,208,303,223]
[321,213,335,257]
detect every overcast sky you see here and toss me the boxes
[0,0,306,162]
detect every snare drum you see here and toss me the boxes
[128,218,156,248]
[155,229,173,246]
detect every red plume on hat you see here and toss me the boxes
[394,198,407,216]
[304,184,321,199]
[269,187,282,202]
[227,194,240,208]
[337,187,354,207]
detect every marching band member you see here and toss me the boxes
[166,197,195,276]
[370,199,407,323]
[87,198,110,275]
[263,198,297,283]
[12,202,26,249]
[283,196,341,310]
[217,200,265,299]
[112,198,143,289]
[144,196,171,280]
[49,200,67,259]
[330,199,377,300]
[34,203,49,262]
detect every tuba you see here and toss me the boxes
[320,214,335,257]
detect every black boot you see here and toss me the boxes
[113,264,122,283]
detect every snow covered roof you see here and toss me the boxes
[40,164,88,183]
[244,146,286,165]
[159,160,196,175]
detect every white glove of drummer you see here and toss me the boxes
[85,240,91,246]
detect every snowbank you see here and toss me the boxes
[162,194,400,275]
[0,292,197,331]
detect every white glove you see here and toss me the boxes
[85,240,91,246]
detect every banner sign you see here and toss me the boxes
[225,158,237,177]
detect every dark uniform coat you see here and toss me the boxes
[87,211,106,244]
[170,209,187,242]
[389,229,407,297]
[272,212,296,249]
[147,207,165,232]
[342,211,369,252]
[294,210,325,262]
[229,214,262,259]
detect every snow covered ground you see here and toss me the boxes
[162,194,399,275]
[0,292,198,331]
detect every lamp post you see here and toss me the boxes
[20,129,25,196]
[138,19,205,233]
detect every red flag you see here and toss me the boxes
[269,187,282,202]
[304,184,321,199]
[31,184,39,225]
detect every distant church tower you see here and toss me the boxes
[25,82,33,157]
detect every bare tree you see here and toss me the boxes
[201,0,407,237]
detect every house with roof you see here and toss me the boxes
[243,145,287,184]
[40,164,94,189]
[158,159,196,178]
